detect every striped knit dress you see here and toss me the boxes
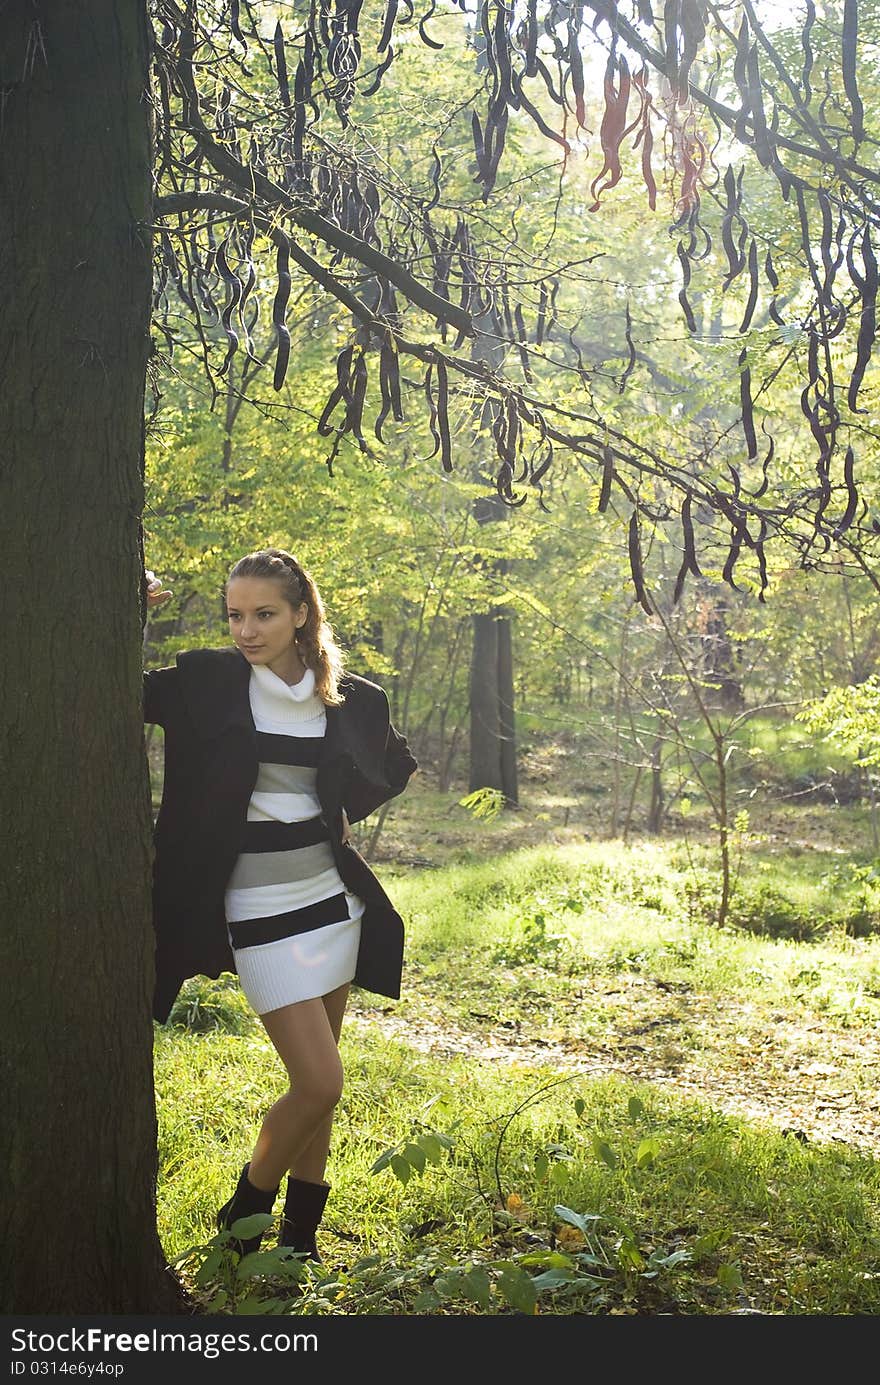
[223,661,364,1015]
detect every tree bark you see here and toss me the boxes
[496,609,518,805]
[466,322,518,801]
[0,2,188,1313]
[469,612,501,791]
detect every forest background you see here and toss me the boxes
[139,0,880,1316]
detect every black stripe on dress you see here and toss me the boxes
[229,892,350,948]
[240,816,330,852]
[254,731,323,767]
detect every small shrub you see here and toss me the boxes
[726,883,831,943]
[165,974,256,1034]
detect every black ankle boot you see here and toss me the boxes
[216,1162,279,1258]
[278,1178,331,1262]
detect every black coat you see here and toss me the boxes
[143,647,418,1023]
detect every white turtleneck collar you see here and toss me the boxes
[249,662,325,724]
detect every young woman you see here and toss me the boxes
[143,548,417,1265]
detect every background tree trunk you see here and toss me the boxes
[0,1,186,1313]
[469,611,501,791]
[466,323,519,803]
[496,603,518,805]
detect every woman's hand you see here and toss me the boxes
[145,570,174,610]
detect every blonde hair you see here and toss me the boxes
[224,548,346,705]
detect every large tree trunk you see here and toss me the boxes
[0,2,186,1313]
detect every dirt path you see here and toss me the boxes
[348,978,880,1157]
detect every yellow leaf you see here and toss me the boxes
[557,1225,586,1251]
[506,1193,529,1220]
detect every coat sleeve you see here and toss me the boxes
[345,718,418,824]
[143,665,179,727]
[385,721,418,793]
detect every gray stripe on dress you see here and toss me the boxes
[227,841,336,889]
[254,762,318,794]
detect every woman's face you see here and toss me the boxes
[225,576,307,668]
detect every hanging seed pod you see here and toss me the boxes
[215,235,242,376]
[619,301,636,393]
[631,66,657,211]
[848,226,876,413]
[842,0,864,144]
[598,443,614,513]
[739,237,759,332]
[739,348,758,462]
[230,0,247,52]
[424,361,441,458]
[273,21,291,108]
[628,511,653,615]
[271,235,292,391]
[832,446,859,538]
[435,356,452,471]
[317,345,355,435]
[681,492,702,578]
[801,0,816,100]
[677,241,697,333]
[589,53,632,211]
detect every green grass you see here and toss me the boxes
[155,832,880,1316]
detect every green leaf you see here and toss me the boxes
[458,787,505,821]
[232,1295,280,1315]
[433,1272,462,1300]
[646,1247,691,1272]
[591,1135,619,1168]
[390,1154,412,1185]
[636,1137,660,1167]
[554,1205,602,1236]
[692,1228,731,1258]
[228,1212,273,1239]
[194,1248,224,1287]
[370,1147,397,1174]
[497,1265,538,1314]
[412,1287,442,1311]
[417,1133,445,1164]
[462,1267,492,1308]
[574,1098,586,1118]
[531,1268,605,1290]
[403,1142,428,1174]
[616,1239,646,1271]
[627,1095,646,1121]
[717,1261,744,1290]
[238,1247,308,1282]
[534,1150,549,1180]
[518,1251,575,1268]
[549,1161,570,1187]
[530,1267,583,1289]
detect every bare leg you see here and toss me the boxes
[289,984,350,1184]
[246,983,350,1192]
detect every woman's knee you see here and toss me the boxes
[290,1060,344,1117]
